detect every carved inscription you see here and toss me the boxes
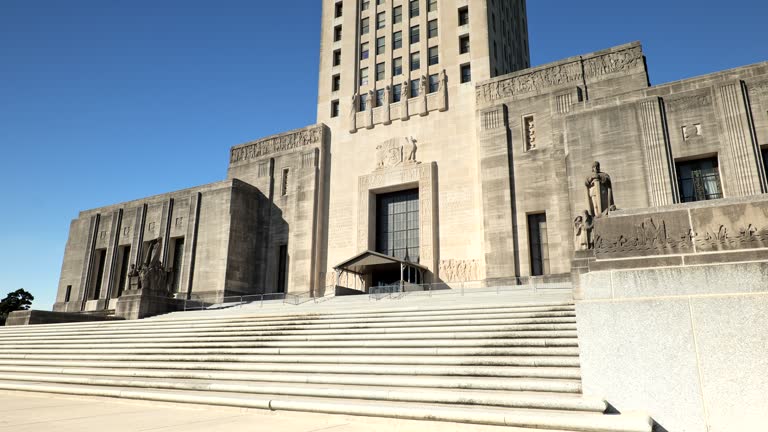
[665,94,712,113]
[230,126,323,164]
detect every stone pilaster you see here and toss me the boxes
[639,97,677,206]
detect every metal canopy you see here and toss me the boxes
[333,250,427,275]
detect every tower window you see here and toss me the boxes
[428,20,438,38]
[459,35,470,54]
[335,2,343,18]
[331,100,340,118]
[428,46,439,65]
[428,74,439,93]
[393,84,402,102]
[376,36,386,55]
[410,25,420,44]
[409,0,419,18]
[393,5,402,24]
[361,0,369,11]
[332,74,341,92]
[334,25,343,42]
[360,42,369,59]
[460,63,472,83]
[333,49,342,66]
[393,31,403,49]
[377,12,386,29]
[428,0,437,13]
[361,18,370,35]
[458,7,469,26]
[392,57,403,76]
[376,62,385,81]
[410,51,420,71]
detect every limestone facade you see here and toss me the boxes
[52,1,768,312]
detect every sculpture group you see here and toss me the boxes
[574,161,617,251]
[127,238,172,296]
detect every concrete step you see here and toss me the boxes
[0,317,578,337]
[0,359,584,379]
[0,381,652,432]
[0,365,583,393]
[0,346,581,357]
[0,372,605,412]
[0,333,580,345]
[0,353,582,367]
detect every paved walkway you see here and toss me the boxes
[0,390,554,432]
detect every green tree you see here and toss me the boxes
[0,289,34,325]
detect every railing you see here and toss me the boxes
[182,287,339,311]
[182,293,287,311]
[366,276,572,301]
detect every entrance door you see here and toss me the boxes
[528,213,550,276]
[277,244,288,293]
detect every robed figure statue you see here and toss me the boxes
[585,161,617,218]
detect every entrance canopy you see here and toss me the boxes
[334,250,427,275]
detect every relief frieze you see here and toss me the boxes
[595,217,694,258]
[230,126,323,164]
[476,46,643,104]
[695,224,768,252]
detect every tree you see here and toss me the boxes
[0,289,34,325]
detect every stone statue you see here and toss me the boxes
[368,89,375,109]
[349,92,358,133]
[405,137,417,162]
[402,80,410,100]
[135,238,171,295]
[574,211,595,251]
[585,161,617,218]
[385,85,391,105]
[419,75,427,96]
[438,69,447,92]
[127,264,139,278]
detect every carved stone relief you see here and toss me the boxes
[439,259,482,282]
[230,126,323,164]
[375,137,420,170]
[595,218,694,256]
[682,124,703,141]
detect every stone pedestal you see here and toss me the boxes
[570,250,595,300]
[114,289,184,320]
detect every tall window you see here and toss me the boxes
[458,7,469,26]
[376,37,385,55]
[361,17,370,34]
[377,12,386,29]
[410,51,420,71]
[410,25,420,44]
[393,5,402,23]
[335,2,344,18]
[376,88,385,106]
[361,0,370,11]
[334,25,343,42]
[333,49,342,66]
[376,62,385,81]
[460,64,471,83]
[331,74,341,91]
[428,46,439,65]
[359,93,368,111]
[459,35,470,54]
[392,57,402,76]
[409,0,419,18]
[677,157,723,203]
[393,31,403,49]
[427,20,438,38]
[376,189,420,262]
[331,100,340,117]
[428,0,437,12]
[360,67,369,85]
[393,83,402,102]
[428,74,439,93]
[410,78,420,97]
[528,213,550,277]
[360,42,369,59]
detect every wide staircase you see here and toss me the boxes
[0,297,652,432]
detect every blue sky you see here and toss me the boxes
[1,0,766,309]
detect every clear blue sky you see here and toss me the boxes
[1,0,766,309]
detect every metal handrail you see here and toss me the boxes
[364,277,572,301]
[182,292,287,311]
